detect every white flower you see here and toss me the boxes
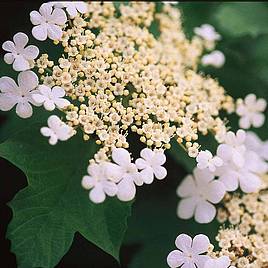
[177,168,226,223]
[217,130,246,168]
[245,131,268,161]
[135,148,167,184]
[51,1,89,18]
[194,24,221,42]
[111,148,141,202]
[82,162,118,204]
[204,256,235,268]
[32,85,70,111]
[236,94,266,129]
[0,71,40,118]
[201,50,225,68]
[215,151,264,193]
[167,233,210,268]
[30,3,67,41]
[2,32,39,71]
[196,150,223,172]
[41,115,74,145]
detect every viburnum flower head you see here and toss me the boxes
[51,1,89,18]
[30,3,67,41]
[41,115,74,145]
[177,168,226,223]
[135,148,167,184]
[196,150,223,172]
[32,85,70,111]
[167,233,210,268]
[204,256,235,268]
[111,148,141,202]
[236,93,266,129]
[82,162,118,204]
[201,50,225,68]
[194,24,221,42]
[0,70,40,118]
[2,32,39,71]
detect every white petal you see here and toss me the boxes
[153,165,167,180]
[54,98,70,109]
[16,101,33,118]
[153,150,166,166]
[0,93,18,111]
[89,184,106,204]
[177,197,197,220]
[39,85,51,96]
[117,177,136,202]
[18,71,38,90]
[239,172,261,193]
[167,250,185,268]
[39,3,53,18]
[32,25,48,41]
[252,113,265,128]
[140,147,154,161]
[206,180,225,204]
[256,98,267,111]
[4,53,14,64]
[140,167,154,184]
[40,126,53,137]
[47,24,63,40]
[30,10,44,25]
[0,76,17,93]
[22,45,39,60]
[135,158,148,170]
[66,5,78,18]
[52,86,65,98]
[219,170,239,192]
[217,144,232,161]
[194,168,214,184]
[102,181,118,197]
[192,234,210,254]
[50,8,67,25]
[132,172,143,186]
[112,148,131,166]
[175,233,192,252]
[245,94,256,106]
[81,175,95,190]
[239,116,251,129]
[177,175,196,198]
[195,201,216,223]
[196,255,211,268]
[76,2,89,13]
[13,56,30,71]
[13,32,28,50]
[47,115,61,129]
[32,93,46,104]
[49,134,58,145]
[2,40,16,53]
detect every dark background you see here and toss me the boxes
[0,2,188,268]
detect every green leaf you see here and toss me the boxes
[214,3,268,37]
[0,124,132,268]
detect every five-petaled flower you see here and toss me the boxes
[167,233,210,268]
[2,32,39,71]
[41,115,74,145]
[194,24,221,42]
[135,148,167,184]
[111,148,141,202]
[236,94,266,129]
[177,168,226,223]
[0,70,40,118]
[32,85,70,111]
[82,162,118,204]
[30,3,67,41]
[196,150,223,172]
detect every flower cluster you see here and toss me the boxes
[82,147,167,203]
